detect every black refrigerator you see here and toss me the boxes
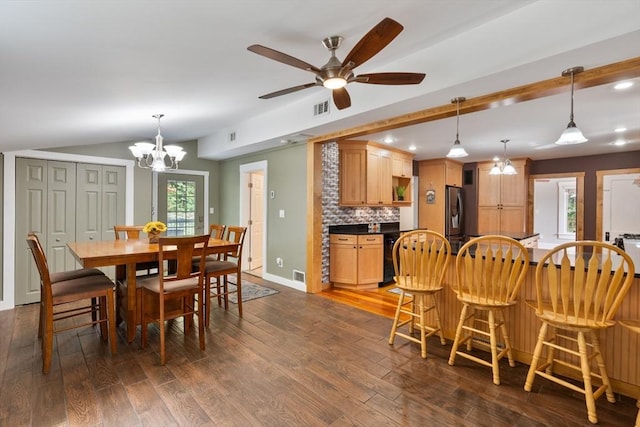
[445,185,464,239]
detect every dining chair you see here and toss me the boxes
[114,225,160,276]
[448,235,529,385]
[388,230,451,358]
[26,233,117,373]
[27,232,106,337]
[524,241,635,424]
[191,224,226,266]
[193,226,247,326]
[138,234,209,365]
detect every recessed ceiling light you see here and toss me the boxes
[614,81,633,90]
[382,136,394,144]
[408,144,416,151]
[614,127,627,133]
[611,140,627,146]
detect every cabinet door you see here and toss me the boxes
[357,241,383,284]
[500,165,526,206]
[392,155,412,177]
[477,163,502,206]
[366,151,392,205]
[339,148,366,205]
[500,206,526,234]
[477,206,501,234]
[330,243,358,284]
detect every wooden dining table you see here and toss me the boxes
[67,237,239,343]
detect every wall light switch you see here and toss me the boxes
[279,209,285,218]
[209,207,215,214]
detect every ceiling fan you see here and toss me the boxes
[247,17,426,110]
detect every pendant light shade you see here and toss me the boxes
[555,66,588,145]
[446,97,469,158]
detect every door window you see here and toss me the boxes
[166,179,196,236]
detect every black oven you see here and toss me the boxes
[382,231,401,285]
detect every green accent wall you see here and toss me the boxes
[219,143,307,280]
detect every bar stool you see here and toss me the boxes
[524,241,635,424]
[619,320,640,427]
[388,230,451,358]
[448,235,529,385]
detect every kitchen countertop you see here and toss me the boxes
[467,232,540,240]
[328,222,414,235]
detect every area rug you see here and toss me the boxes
[387,287,412,297]
[222,274,279,303]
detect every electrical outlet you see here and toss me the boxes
[276,257,283,268]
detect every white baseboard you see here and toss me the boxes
[261,272,306,292]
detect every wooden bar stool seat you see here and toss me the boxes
[448,236,529,385]
[524,241,635,424]
[388,230,451,358]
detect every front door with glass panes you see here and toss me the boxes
[157,173,205,236]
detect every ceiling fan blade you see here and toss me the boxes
[354,72,426,85]
[342,18,403,69]
[258,82,319,99]
[248,45,321,73]
[333,88,351,110]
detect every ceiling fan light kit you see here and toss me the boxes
[247,18,425,110]
[489,139,517,175]
[555,66,588,145]
[446,97,469,158]
[129,114,186,172]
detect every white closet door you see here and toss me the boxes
[15,158,48,305]
[46,161,77,275]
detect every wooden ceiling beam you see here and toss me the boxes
[308,56,640,144]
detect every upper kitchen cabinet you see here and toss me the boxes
[418,158,463,234]
[476,158,530,234]
[338,141,414,206]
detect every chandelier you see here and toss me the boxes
[446,97,469,158]
[489,139,517,175]
[129,114,186,171]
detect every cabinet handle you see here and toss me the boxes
[366,238,376,241]
[338,238,348,241]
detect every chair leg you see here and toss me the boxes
[430,294,446,345]
[159,318,166,366]
[488,309,500,385]
[448,304,469,366]
[198,290,205,351]
[525,322,548,392]
[498,309,515,367]
[42,306,54,374]
[98,296,108,341]
[545,326,556,375]
[590,330,615,403]
[106,290,117,355]
[577,331,598,424]
[236,272,243,318]
[222,276,229,309]
[417,294,427,359]
[388,290,406,345]
[141,293,148,349]
[205,274,212,328]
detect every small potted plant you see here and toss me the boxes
[143,221,167,243]
[396,185,407,201]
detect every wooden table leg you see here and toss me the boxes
[126,263,138,343]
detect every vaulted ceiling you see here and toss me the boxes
[1,1,639,163]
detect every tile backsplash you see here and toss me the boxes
[321,142,399,282]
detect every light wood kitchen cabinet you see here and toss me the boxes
[338,140,414,206]
[330,234,383,290]
[417,158,463,234]
[338,145,366,205]
[392,152,413,178]
[476,158,530,234]
[366,146,393,205]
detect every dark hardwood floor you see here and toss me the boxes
[0,276,636,426]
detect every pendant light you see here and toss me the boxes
[489,139,517,175]
[129,114,186,172]
[446,97,469,158]
[555,66,588,145]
